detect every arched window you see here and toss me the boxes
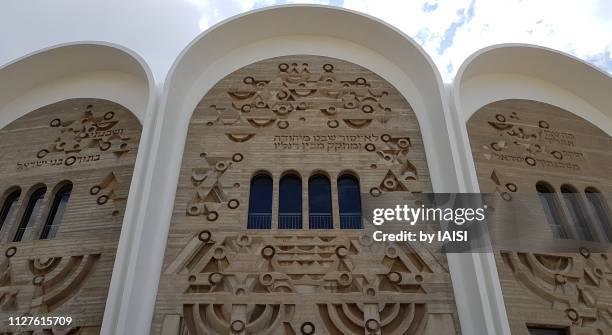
[0,189,21,231]
[247,174,273,229]
[13,186,46,242]
[536,182,568,239]
[560,184,594,241]
[585,187,612,243]
[309,174,333,229]
[338,174,362,229]
[40,184,72,239]
[279,174,302,229]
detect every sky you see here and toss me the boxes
[1,0,611,83]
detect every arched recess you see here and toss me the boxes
[450,43,612,335]
[151,54,463,335]
[116,6,501,335]
[0,42,152,333]
[466,98,612,334]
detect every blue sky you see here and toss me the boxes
[1,0,611,82]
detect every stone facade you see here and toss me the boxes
[2,7,612,335]
[151,56,461,335]
[468,99,612,335]
[0,98,142,333]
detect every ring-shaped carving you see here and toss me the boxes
[335,246,348,258]
[232,153,244,162]
[5,247,16,258]
[278,63,289,72]
[566,308,579,322]
[64,156,77,166]
[277,120,289,129]
[506,183,518,192]
[241,104,251,113]
[104,111,115,120]
[237,234,251,247]
[209,272,223,284]
[37,149,49,159]
[579,247,591,258]
[381,134,391,142]
[327,120,339,129]
[495,114,506,123]
[366,319,380,331]
[97,195,109,205]
[552,150,563,160]
[387,271,402,283]
[215,161,228,172]
[206,211,219,221]
[277,90,288,100]
[501,192,512,201]
[260,273,274,286]
[212,247,226,260]
[355,77,366,85]
[397,138,410,149]
[525,156,536,166]
[385,246,398,258]
[338,272,352,286]
[243,76,255,84]
[323,63,334,72]
[383,178,397,190]
[539,120,550,129]
[50,118,62,127]
[300,322,315,335]
[369,187,382,197]
[99,141,112,151]
[198,230,212,243]
[365,143,376,152]
[228,199,240,209]
[187,204,200,216]
[231,320,245,332]
[491,142,502,151]
[275,105,292,115]
[262,245,275,258]
[90,185,101,195]
[32,276,45,286]
[362,105,374,113]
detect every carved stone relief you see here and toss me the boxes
[152,55,459,334]
[0,98,142,332]
[468,99,612,334]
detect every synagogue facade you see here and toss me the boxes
[0,5,611,335]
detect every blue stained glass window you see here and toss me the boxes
[279,174,302,229]
[338,175,362,229]
[247,174,273,229]
[309,175,332,229]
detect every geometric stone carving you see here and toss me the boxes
[468,99,612,334]
[160,231,456,335]
[0,98,142,332]
[152,56,455,334]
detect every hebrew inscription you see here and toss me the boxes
[0,98,142,332]
[13,102,136,171]
[152,55,458,334]
[468,99,612,334]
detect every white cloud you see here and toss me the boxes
[343,0,612,80]
[0,0,610,82]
